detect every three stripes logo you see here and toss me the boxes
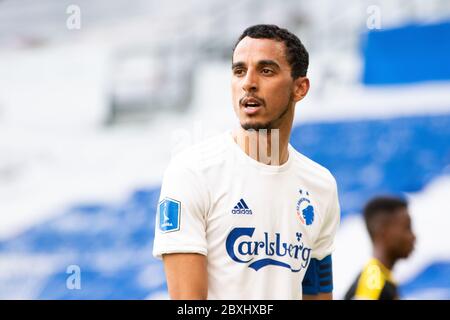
[231,198,253,215]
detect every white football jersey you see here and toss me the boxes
[153,131,340,299]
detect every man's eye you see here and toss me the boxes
[262,69,273,74]
[234,69,245,76]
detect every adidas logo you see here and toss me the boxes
[231,198,253,215]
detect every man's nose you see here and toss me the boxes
[242,69,258,92]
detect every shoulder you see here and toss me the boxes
[290,147,338,191]
[354,259,388,300]
[166,132,230,175]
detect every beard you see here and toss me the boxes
[241,94,294,131]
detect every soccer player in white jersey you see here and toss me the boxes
[153,24,340,300]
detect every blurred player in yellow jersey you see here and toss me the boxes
[345,196,416,300]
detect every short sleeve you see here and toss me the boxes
[152,159,209,259]
[312,178,340,260]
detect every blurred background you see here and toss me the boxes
[1,0,450,299]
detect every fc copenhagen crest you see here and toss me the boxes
[296,189,314,226]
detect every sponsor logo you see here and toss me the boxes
[226,227,312,272]
[232,198,253,215]
[158,197,181,233]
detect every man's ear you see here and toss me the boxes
[293,77,310,103]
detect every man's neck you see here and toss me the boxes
[373,246,396,271]
[232,126,291,166]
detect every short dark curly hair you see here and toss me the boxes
[363,196,408,240]
[232,24,309,79]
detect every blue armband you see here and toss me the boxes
[302,255,333,295]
